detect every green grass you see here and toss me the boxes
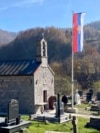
[75,103,90,109]
[21,116,100,133]
[22,103,100,133]
[25,121,71,133]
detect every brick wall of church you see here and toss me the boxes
[0,76,35,114]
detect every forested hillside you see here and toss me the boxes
[0,21,100,94]
[0,27,72,61]
[0,29,17,46]
[86,21,100,30]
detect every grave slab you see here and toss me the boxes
[0,117,31,133]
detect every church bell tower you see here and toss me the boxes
[36,37,48,67]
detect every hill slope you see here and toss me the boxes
[0,29,17,46]
[0,21,100,61]
[0,27,72,61]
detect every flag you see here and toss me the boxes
[73,12,85,53]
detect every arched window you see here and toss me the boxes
[43,41,46,56]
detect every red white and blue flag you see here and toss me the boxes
[73,13,85,53]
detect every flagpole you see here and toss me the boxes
[72,50,74,108]
[71,12,85,108]
[72,12,74,108]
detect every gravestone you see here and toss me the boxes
[0,99,31,133]
[78,90,83,97]
[5,99,20,125]
[62,95,68,107]
[96,92,100,100]
[89,89,93,96]
[56,93,64,118]
[8,99,19,122]
[74,92,81,105]
[86,92,92,102]
[86,89,93,102]
[85,117,100,130]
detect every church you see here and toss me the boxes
[0,37,55,114]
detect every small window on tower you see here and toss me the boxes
[51,79,53,84]
[43,41,46,56]
[36,80,38,84]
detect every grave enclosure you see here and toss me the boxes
[32,93,71,123]
[0,99,30,133]
[86,117,100,130]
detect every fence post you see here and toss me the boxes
[72,116,78,133]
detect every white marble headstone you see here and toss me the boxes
[74,92,81,105]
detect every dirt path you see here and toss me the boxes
[70,108,100,118]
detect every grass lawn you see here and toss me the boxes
[75,103,90,109]
[22,116,100,133]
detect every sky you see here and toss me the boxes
[0,0,100,32]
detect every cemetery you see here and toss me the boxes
[25,91,100,133]
[0,38,100,133]
[0,80,100,133]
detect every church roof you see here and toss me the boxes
[0,60,41,76]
